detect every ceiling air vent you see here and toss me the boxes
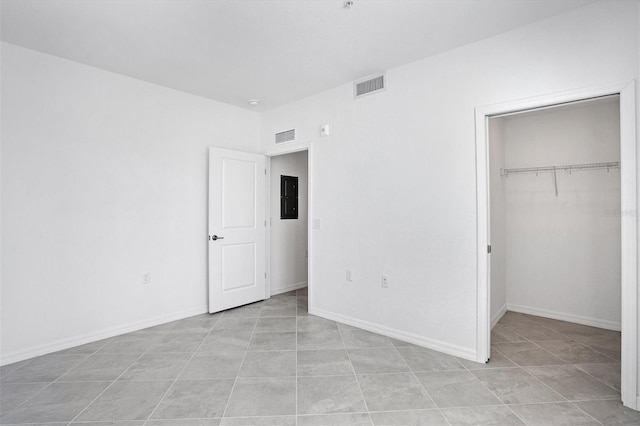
[354,74,385,99]
[275,129,296,144]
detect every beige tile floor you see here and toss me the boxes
[1,289,638,425]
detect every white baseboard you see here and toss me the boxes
[507,303,621,331]
[271,281,307,296]
[491,304,507,328]
[0,305,208,366]
[309,306,476,362]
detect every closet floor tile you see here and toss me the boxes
[535,339,618,364]
[524,365,620,400]
[574,362,621,391]
[491,341,567,367]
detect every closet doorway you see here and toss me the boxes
[475,82,637,409]
[489,96,621,330]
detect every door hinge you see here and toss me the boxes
[265,169,267,175]
[487,245,492,254]
[264,220,267,227]
[264,272,267,278]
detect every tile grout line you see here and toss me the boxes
[492,339,619,406]
[454,350,531,423]
[493,322,607,425]
[394,347,460,426]
[511,323,612,426]
[295,294,299,426]
[66,333,165,426]
[501,331,571,365]
[496,322,619,401]
[525,329,620,366]
[494,324,577,367]
[2,365,79,418]
[142,315,223,425]
[572,365,622,395]
[491,348,569,403]
[219,304,262,420]
[1,342,109,421]
[569,338,621,364]
[493,319,609,425]
[567,401,606,426]
[502,404,530,426]
[500,316,621,364]
[336,320,374,424]
[0,359,35,380]
[393,345,450,425]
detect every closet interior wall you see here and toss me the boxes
[490,96,621,330]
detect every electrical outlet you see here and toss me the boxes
[381,275,389,288]
[346,269,353,282]
[143,272,151,285]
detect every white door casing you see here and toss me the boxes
[475,81,637,409]
[209,147,267,313]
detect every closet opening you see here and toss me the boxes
[476,83,638,409]
[490,95,621,328]
[491,94,621,380]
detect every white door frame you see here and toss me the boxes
[264,145,312,300]
[475,81,638,409]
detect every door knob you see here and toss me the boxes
[209,235,225,241]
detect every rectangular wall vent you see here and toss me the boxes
[354,74,385,99]
[275,129,296,144]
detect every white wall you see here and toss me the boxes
[260,0,638,361]
[269,151,308,295]
[0,43,260,364]
[489,118,507,327]
[499,98,621,329]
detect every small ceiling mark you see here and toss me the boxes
[343,1,354,10]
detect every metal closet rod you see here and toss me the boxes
[500,161,620,197]
[501,161,620,177]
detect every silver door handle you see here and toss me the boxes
[209,235,225,241]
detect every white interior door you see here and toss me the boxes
[208,147,266,313]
